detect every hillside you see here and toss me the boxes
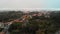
[0,11,60,34]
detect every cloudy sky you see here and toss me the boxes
[0,0,60,10]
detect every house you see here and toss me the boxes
[0,22,4,28]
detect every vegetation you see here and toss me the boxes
[0,11,60,34]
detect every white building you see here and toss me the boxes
[0,22,5,28]
[55,30,60,34]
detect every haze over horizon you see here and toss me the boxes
[0,0,60,11]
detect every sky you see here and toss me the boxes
[0,0,60,11]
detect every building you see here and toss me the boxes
[0,22,4,28]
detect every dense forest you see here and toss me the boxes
[0,11,60,34]
[0,11,23,22]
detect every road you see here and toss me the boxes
[1,21,13,34]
